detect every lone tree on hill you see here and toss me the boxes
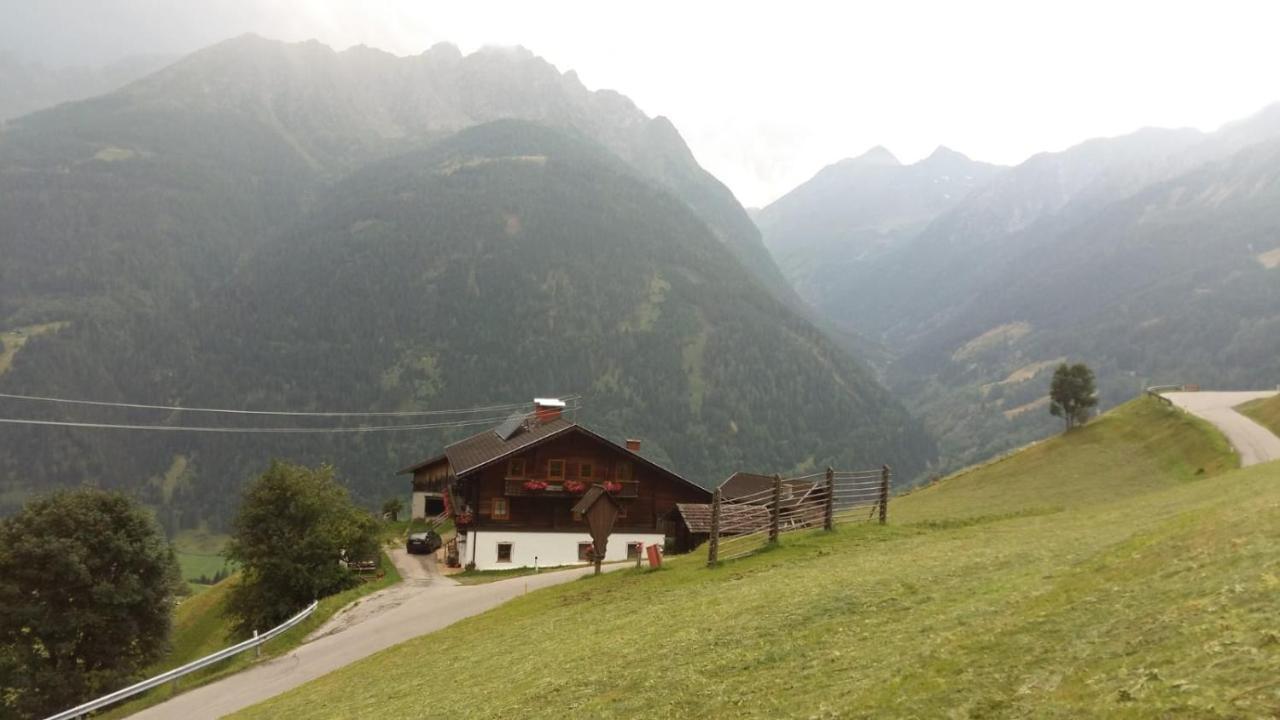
[382,496,404,522]
[225,461,379,635]
[1049,362,1098,431]
[0,488,183,719]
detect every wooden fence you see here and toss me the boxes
[708,466,890,565]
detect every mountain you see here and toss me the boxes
[756,146,1003,322]
[0,52,177,121]
[766,104,1280,470]
[0,38,935,527]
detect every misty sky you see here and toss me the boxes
[3,1,1279,207]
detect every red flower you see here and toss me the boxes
[563,480,588,494]
[602,481,622,493]
[522,480,549,492]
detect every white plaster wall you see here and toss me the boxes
[410,491,429,520]
[463,530,662,570]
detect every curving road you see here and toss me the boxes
[129,551,626,719]
[1163,391,1280,467]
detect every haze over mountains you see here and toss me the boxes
[0,35,932,528]
[761,104,1280,468]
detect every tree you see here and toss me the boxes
[382,496,404,522]
[1049,362,1099,431]
[225,462,379,635]
[0,488,182,719]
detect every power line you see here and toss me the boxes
[0,391,580,418]
[0,413,527,434]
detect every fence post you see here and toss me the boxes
[823,467,835,531]
[707,487,721,566]
[879,465,890,525]
[769,473,782,543]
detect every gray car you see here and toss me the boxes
[406,529,442,555]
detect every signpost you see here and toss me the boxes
[571,485,621,575]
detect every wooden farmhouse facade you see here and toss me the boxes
[400,399,710,570]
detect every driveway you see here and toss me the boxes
[129,556,626,719]
[1164,390,1280,467]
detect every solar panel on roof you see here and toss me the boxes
[493,412,527,441]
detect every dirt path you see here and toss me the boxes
[1164,390,1280,467]
[128,560,625,719]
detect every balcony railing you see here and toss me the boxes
[504,478,639,498]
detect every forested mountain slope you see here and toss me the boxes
[763,104,1280,471]
[0,39,935,528]
[757,145,1003,318]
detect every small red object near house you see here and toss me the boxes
[646,543,662,568]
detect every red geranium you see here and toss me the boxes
[522,480,549,492]
[563,480,588,494]
[602,481,622,493]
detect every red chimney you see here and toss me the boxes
[625,438,641,452]
[533,398,565,424]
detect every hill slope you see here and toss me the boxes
[765,104,1280,472]
[756,145,1003,321]
[1239,393,1280,438]
[230,398,1280,719]
[0,93,935,527]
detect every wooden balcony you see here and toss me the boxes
[504,477,639,498]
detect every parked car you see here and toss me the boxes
[406,529,442,555]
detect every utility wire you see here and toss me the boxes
[0,413,527,434]
[0,391,580,418]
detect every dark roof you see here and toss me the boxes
[718,472,777,498]
[445,416,575,476]
[571,485,620,515]
[719,471,817,506]
[399,452,447,476]
[673,503,770,534]
[398,418,710,499]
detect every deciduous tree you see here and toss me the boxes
[0,488,182,719]
[225,462,379,635]
[1049,362,1098,431]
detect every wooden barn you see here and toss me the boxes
[399,399,710,570]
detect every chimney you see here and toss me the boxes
[625,438,642,452]
[533,397,565,424]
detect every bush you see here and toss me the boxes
[225,462,379,635]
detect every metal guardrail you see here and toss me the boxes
[1146,384,1188,406]
[45,599,319,720]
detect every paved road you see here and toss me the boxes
[130,554,625,719]
[1164,390,1280,467]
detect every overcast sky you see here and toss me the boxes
[4,1,1280,206]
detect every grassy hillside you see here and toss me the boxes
[102,552,402,718]
[895,398,1237,523]
[1238,394,1280,438]
[231,398,1280,719]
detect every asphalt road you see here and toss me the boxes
[1164,390,1280,467]
[129,552,624,719]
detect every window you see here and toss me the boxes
[508,457,526,478]
[615,462,632,482]
[578,542,595,562]
[491,497,509,521]
[496,543,513,563]
[579,462,594,480]
[627,542,642,560]
[548,459,565,479]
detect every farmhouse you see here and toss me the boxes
[400,398,710,570]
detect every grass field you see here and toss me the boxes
[171,529,236,590]
[232,398,1280,719]
[1238,393,1280,438]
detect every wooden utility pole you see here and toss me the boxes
[823,467,835,531]
[769,473,782,543]
[879,465,891,525]
[707,487,721,566]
